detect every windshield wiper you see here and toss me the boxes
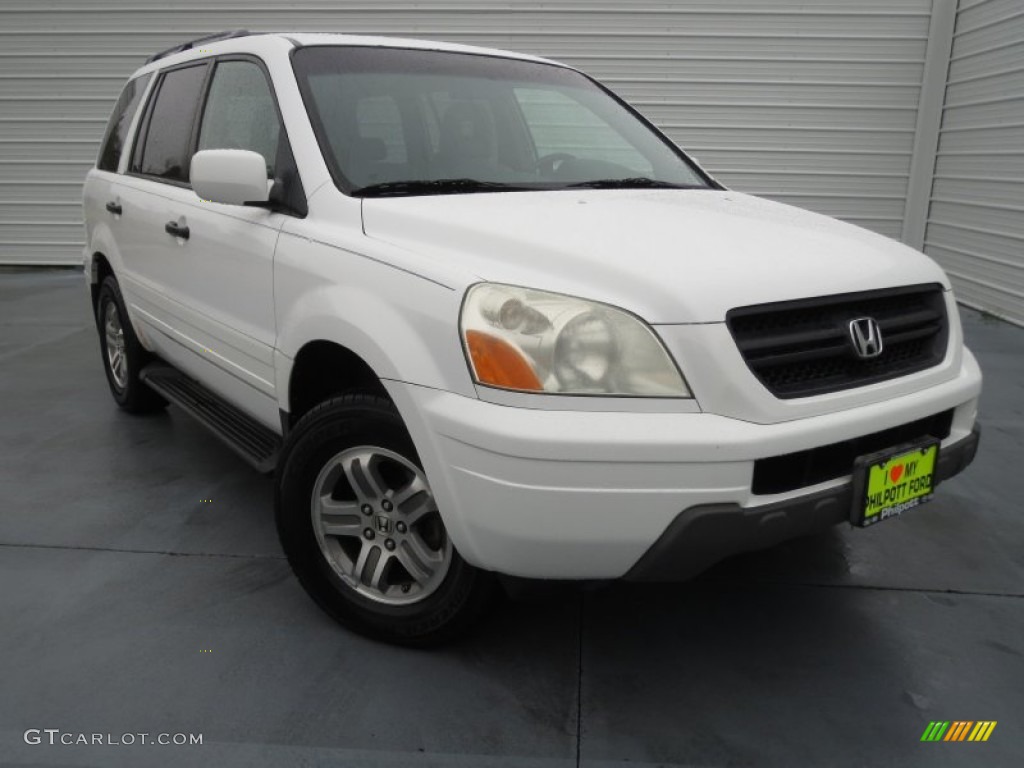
[353,178,536,197]
[566,177,700,190]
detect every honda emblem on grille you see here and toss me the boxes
[848,317,884,359]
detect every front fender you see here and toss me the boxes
[273,235,478,409]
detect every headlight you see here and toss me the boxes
[460,283,690,397]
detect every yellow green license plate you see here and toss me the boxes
[853,441,940,527]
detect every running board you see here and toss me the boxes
[140,364,281,473]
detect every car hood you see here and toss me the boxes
[361,189,950,323]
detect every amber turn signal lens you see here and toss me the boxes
[465,330,543,391]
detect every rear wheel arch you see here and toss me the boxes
[89,252,114,316]
[95,275,166,413]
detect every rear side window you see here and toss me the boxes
[97,73,152,172]
[132,63,208,183]
[198,60,281,177]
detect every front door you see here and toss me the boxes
[121,57,291,429]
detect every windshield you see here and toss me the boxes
[292,46,712,196]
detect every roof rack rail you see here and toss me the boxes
[146,30,252,64]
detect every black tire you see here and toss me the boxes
[96,275,167,413]
[275,394,496,646]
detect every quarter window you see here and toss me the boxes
[97,73,152,172]
[198,61,281,177]
[134,64,208,183]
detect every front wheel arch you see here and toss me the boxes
[275,393,497,645]
[286,340,390,429]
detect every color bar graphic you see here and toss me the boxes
[921,721,996,742]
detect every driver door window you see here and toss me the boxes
[198,60,281,177]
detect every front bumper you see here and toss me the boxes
[625,425,980,581]
[386,349,982,580]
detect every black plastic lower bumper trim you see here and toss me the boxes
[624,425,981,582]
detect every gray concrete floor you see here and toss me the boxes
[1,268,1021,767]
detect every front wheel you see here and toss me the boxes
[275,394,495,646]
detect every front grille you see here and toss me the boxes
[727,284,949,398]
[752,409,954,495]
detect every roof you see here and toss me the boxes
[134,31,563,77]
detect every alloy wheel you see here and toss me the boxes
[310,446,452,605]
[104,300,128,389]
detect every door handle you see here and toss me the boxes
[105,201,122,215]
[164,221,190,240]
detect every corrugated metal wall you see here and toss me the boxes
[0,0,932,266]
[924,0,1024,325]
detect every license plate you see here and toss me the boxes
[852,440,940,527]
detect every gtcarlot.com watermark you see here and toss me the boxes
[24,729,202,746]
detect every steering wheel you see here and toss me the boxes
[534,152,576,177]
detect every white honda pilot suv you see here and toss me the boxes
[84,31,982,645]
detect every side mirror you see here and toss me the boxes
[190,149,269,206]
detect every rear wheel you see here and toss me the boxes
[276,394,496,646]
[96,276,166,413]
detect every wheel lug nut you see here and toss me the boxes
[361,504,373,516]
[396,522,407,534]
[381,499,393,512]
[363,528,374,540]
[384,539,396,551]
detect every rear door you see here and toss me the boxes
[83,71,153,291]
[119,56,292,429]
